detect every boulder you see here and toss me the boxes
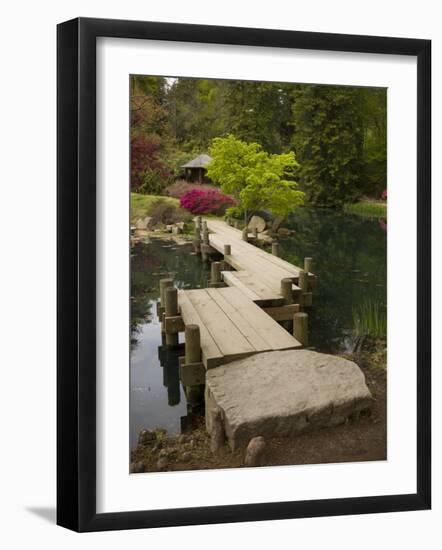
[156,457,168,471]
[130,461,145,473]
[135,216,153,230]
[205,350,372,451]
[138,429,155,446]
[248,215,266,233]
[244,436,266,467]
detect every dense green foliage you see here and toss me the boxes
[130,75,387,208]
[207,135,304,219]
[291,85,364,207]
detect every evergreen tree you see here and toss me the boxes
[291,85,364,207]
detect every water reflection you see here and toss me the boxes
[282,208,386,353]
[157,343,181,406]
[130,238,211,447]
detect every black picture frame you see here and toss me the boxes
[57,17,431,532]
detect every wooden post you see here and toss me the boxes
[201,224,209,261]
[202,220,208,232]
[272,240,280,257]
[304,257,313,274]
[196,216,202,230]
[159,278,173,306]
[281,278,293,304]
[210,261,222,285]
[184,324,204,405]
[193,226,201,253]
[202,226,209,245]
[223,244,231,271]
[165,287,179,347]
[242,227,248,242]
[298,269,308,292]
[252,227,258,239]
[294,312,308,347]
[185,324,201,364]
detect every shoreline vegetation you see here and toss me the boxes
[343,199,387,218]
[131,193,387,227]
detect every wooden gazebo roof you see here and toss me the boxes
[181,154,212,169]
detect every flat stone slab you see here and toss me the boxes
[205,350,373,451]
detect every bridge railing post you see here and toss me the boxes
[158,278,173,332]
[210,261,223,287]
[193,225,201,253]
[281,278,293,304]
[293,312,308,347]
[223,244,231,271]
[304,257,313,274]
[183,324,204,405]
[272,240,280,257]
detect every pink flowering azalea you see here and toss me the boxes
[180,188,235,215]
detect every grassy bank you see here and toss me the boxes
[131,193,180,223]
[344,200,387,218]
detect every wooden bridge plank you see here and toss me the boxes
[206,288,271,352]
[206,219,313,279]
[185,289,256,357]
[178,290,222,368]
[216,287,302,350]
[221,271,262,301]
[233,271,283,301]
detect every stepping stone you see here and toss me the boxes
[205,350,373,451]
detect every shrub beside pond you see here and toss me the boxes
[180,188,235,215]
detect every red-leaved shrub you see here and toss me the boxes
[130,135,170,191]
[381,189,387,201]
[180,188,235,215]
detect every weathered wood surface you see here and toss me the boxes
[178,287,301,368]
[205,219,314,303]
[206,219,303,271]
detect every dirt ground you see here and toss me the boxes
[131,353,386,473]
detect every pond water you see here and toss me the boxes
[130,209,386,448]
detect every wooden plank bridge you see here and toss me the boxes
[158,217,315,389]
